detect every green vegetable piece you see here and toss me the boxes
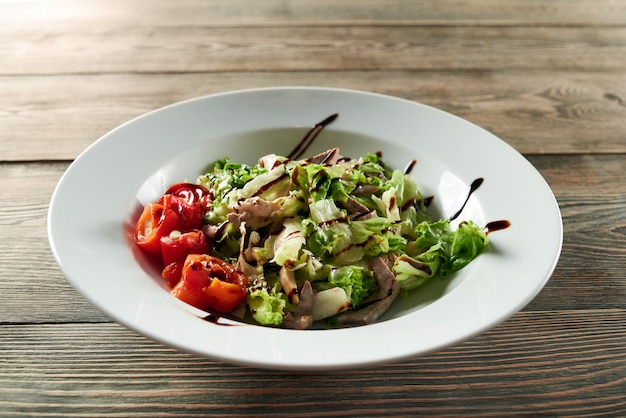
[247,288,287,326]
[447,220,489,273]
[328,266,376,307]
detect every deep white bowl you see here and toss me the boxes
[48,87,562,370]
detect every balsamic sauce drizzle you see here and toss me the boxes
[403,159,417,175]
[445,177,511,234]
[287,113,339,160]
[450,177,484,221]
[201,311,246,326]
[485,220,511,235]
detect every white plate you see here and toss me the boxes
[48,87,562,370]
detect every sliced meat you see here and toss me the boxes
[233,197,279,229]
[350,210,378,221]
[202,220,229,247]
[339,197,370,215]
[235,252,260,281]
[305,147,343,165]
[362,256,398,304]
[336,279,399,327]
[335,287,398,327]
[351,184,380,196]
[335,256,399,326]
[279,266,299,304]
[282,281,315,330]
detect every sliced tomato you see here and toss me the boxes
[170,258,208,310]
[165,183,212,210]
[160,230,210,286]
[160,230,209,266]
[170,254,248,313]
[162,261,184,288]
[162,194,204,232]
[203,278,248,313]
[134,202,182,254]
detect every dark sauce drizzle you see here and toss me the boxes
[287,113,339,160]
[201,312,242,326]
[403,159,417,175]
[401,197,416,212]
[253,173,289,196]
[446,177,511,234]
[450,177,484,221]
[485,219,511,235]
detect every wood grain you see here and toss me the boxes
[1,310,625,416]
[1,71,625,161]
[1,155,624,324]
[2,0,626,27]
[2,26,626,76]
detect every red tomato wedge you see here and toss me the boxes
[160,230,210,266]
[134,192,206,255]
[160,230,210,286]
[171,254,248,313]
[162,261,184,288]
[203,278,248,314]
[165,183,212,209]
[161,194,204,232]
[134,202,182,254]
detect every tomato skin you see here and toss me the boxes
[161,194,204,231]
[162,261,184,287]
[203,278,247,313]
[160,230,210,286]
[134,202,182,254]
[165,183,212,210]
[160,230,209,266]
[170,254,248,313]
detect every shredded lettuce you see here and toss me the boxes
[328,266,376,306]
[350,217,406,256]
[447,220,489,273]
[393,219,488,289]
[193,147,490,328]
[271,217,305,267]
[247,287,287,326]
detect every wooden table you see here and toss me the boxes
[2,0,625,415]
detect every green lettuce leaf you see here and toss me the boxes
[247,287,287,326]
[446,220,489,273]
[350,217,406,257]
[328,266,376,307]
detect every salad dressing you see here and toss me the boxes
[485,220,511,235]
[287,113,339,160]
[403,159,417,175]
[450,177,484,221]
[254,173,289,196]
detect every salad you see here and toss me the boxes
[134,147,489,330]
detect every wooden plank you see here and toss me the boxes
[0,162,109,323]
[524,154,626,311]
[0,155,624,324]
[1,71,625,161]
[1,0,626,27]
[1,310,625,415]
[2,26,626,76]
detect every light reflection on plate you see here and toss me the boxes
[48,87,562,370]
